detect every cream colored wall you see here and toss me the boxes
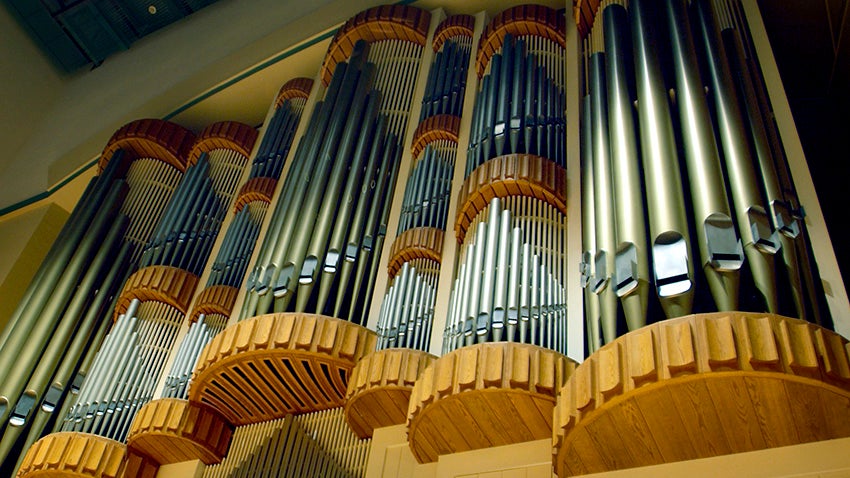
[0,203,69,331]
[366,425,850,478]
[156,459,204,478]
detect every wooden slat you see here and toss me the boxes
[274,77,314,108]
[189,285,239,323]
[407,342,575,463]
[113,266,199,321]
[553,312,850,477]
[432,14,475,52]
[18,432,127,478]
[186,121,257,167]
[100,118,195,173]
[387,227,444,278]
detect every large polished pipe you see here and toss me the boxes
[603,4,650,332]
[631,0,694,318]
[588,50,619,344]
[665,0,744,312]
[581,94,601,352]
[693,0,779,312]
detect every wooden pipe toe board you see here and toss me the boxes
[126,398,233,466]
[345,348,437,438]
[407,342,576,463]
[553,312,850,477]
[18,432,126,478]
[189,313,377,426]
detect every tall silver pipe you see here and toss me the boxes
[588,51,619,343]
[665,0,745,312]
[693,0,779,312]
[580,92,600,351]
[631,0,695,318]
[603,4,650,332]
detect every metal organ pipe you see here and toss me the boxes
[602,4,650,333]
[693,0,779,312]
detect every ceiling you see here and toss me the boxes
[2,0,222,71]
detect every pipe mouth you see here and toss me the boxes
[705,213,744,270]
[653,232,692,297]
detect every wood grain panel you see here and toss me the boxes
[320,5,430,86]
[113,266,199,321]
[189,313,376,426]
[18,432,126,478]
[100,119,195,173]
[387,227,444,279]
[274,77,314,108]
[186,121,257,167]
[233,176,277,212]
[190,285,239,323]
[126,398,233,466]
[411,114,460,160]
[553,312,850,477]
[573,0,600,39]
[407,342,575,463]
[344,348,437,438]
[455,154,566,243]
[476,5,566,78]
[432,15,475,52]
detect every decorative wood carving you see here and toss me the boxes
[100,119,195,173]
[455,154,566,243]
[410,114,460,161]
[190,285,239,323]
[113,266,199,321]
[18,432,126,478]
[189,313,377,426]
[553,312,850,477]
[407,342,575,463]
[127,398,233,466]
[344,348,437,438]
[320,5,430,86]
[476,5,566,78]
[186,121,258,167]
[432,14,475,52]
[233,176,277,212]
[274,77,314,109]
[387,227,444,279]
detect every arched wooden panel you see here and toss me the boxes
[100,119,195,173]
[345,348,437,438]
[274,77,314,109]
[189,313,377,426]
[475,4,566,78]
[432,14,475,52]
[190,285,239,323]
[410,114,460,161]
[387,227,444,279]
[553,312,850,476]
[320,5,430,86]
[407,342,575,463]
[113,266,199,320]
[186,121,258,167]
[233,176,277,212]
[18,432,126,478]
[455,154,566,243]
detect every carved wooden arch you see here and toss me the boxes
[320,5,430,86]
[475,4,566,78]
[274,77,314,109]
[100,119,195,173]
[186,121,258,167]
[233,176,277,213]
[410,114,460,161]
[432,14,475,52]
[388,227,444,279]
[113,266,199,321]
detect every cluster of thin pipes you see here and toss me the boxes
[160,316,218,399]
[61,300,183,441]
[419,35,471,120]
[466,32,566,175]
[444,197,567,354]
[249,97,307,180]
[203,408,370,478]
[207,206,265,289]
[581,0,820,350]
[396,141,455,233]
[242,38,423,324]
[375,259,439,351]
[121,158,182,261]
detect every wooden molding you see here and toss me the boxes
[344,348,437,438]
[127,398,233,466]
[190,285,239,323]
[410,114,460,161]
[113,266,199,321]
[387,227,444,279]
[186,121,258,167]
[234,176,277,212]
[274,77,314,108]
[476,4,566,78]
[320,5,430,86]
[99,119,195,173]
[553,312,850,476]
[18,432,126,478]
[407,342,576,463]
[574,0,600,39]
[455,154,566,243]
[189,313,377,426]
[432,14,475,52]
